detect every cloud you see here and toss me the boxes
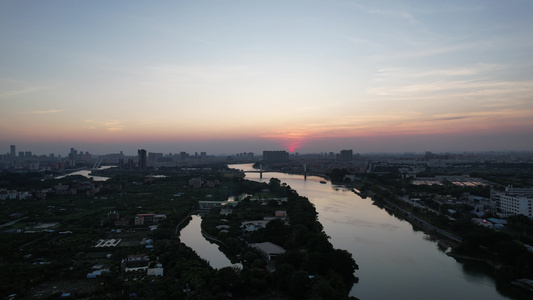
[373,64,502,81]
[85,119,125,132]
[26,109,64,114]
[367,79,533,99]
[370,43,476,62]
[0,85,54,99]
[353,3,419,24]
[425,116,469,122]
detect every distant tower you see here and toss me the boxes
[138,149,147,171]
[263,150,289,162]
[69,148,78,166]
[10,145,15,158]
[340,149,353,161]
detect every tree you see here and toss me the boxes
[288,270,310,299]
[309,276,343,300]
[263,219,291,246]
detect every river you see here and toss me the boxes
[179,214,242,270]
[55,166,111,181]
[178,163,530,300]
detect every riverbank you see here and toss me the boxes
[350,186,463,246]
[446,252,503,269]
[350,180,527,299]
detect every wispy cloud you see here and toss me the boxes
[373,64,502,81]
[425,116,469,122]
[353,3,419,24]
[0,85,54,99]
[343,35,382,48]
[260,106,533,141]
[148,63,255,83]
[368,79,533,98]
[26,109,64,114]
[85,119,125,132]
[370,43,476,62]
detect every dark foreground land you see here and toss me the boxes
[0,165,358,299]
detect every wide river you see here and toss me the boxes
[179,164,530,300]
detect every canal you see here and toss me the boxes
[179,214,242,270]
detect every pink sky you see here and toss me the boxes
[1,1,532,156]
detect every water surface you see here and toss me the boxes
[230,163,527,300]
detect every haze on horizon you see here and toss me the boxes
[1,1,532,156]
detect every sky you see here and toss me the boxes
[1,0,533,156]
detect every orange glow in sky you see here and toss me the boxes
[1,2,533,155]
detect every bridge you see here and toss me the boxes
[241,164,310,179]
[91,159,104,170]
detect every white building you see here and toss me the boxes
[499,194,532,219]
[493,186,533,219]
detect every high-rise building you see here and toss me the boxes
[263,150,289,162]
[10,145,15,158]
[138,149,147,171]
[148,152,163,163]
[180,152,189,161]
[340,149,353,161]
[69,148,78,166]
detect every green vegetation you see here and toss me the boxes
[0,167,358,299]
[201,178,359,299]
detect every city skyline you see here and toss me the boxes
[1,1,533,155]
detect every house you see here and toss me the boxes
[254,242,286,260]
[87,265,110,278]
[134,213,166,225]
[275,211,287,219]
[122,254,164,278]
[153,214,167,223]
[241,220,269,232]
[147,267,164,276]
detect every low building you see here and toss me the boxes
[147,267,164,276]
[275,211,287,219]
[199,200,238,210]
[135,213,167,225]
[87,265,111,278]
[122,254,163,279]
[254,242,286,260]
[241,220,269,232]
